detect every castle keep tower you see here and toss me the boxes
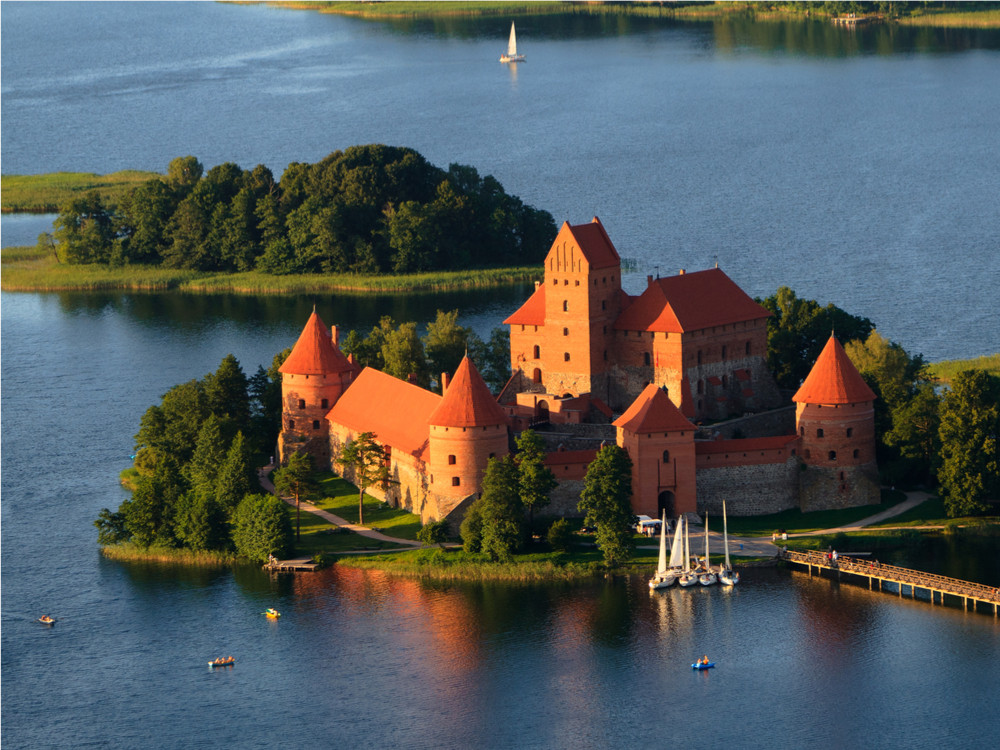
[506,217,623,398]
[793,335,879,510]
[614,385,697,519]
[278,311,355,466]
[428,356,510,514]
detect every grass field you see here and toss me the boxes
[0,246,540,294]
[926,354,1000,384]
[1,170,160,213]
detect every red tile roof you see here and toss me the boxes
[562,217,621,271]
[695,435,798,454]
[614,268,770,333]
[327,367,440,459]
[279,312,353,376]
[793,336,877,405]
[504,283,546,326]
[429,356,508,428]
[613,384,696,433]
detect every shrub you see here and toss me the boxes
[547,518,573,552]
[417,519,450,545]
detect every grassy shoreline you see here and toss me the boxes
[0,246,540,294]
[267,1,1000,28]
[1,170,160,214]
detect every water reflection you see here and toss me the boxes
[358,11,1000,55]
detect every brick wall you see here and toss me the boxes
[696,457,800,516]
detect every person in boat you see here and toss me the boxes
[700,655,709,665]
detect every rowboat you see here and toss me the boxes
[208,656,235,667]
[692,661,715,670]
[38,615,55,625]
[264,608,281,619]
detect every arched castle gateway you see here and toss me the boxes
[277,217,877,523]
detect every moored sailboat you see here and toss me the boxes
[699,514,717,586]
[499,22,526,63]
[648,510,676,589]
[678,516,698,587]
[719,500,740,586]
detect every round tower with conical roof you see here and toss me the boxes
[793,336,879,510]
[427,357,510,515]
[278,311,355,467]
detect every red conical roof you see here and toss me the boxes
[793,336,876,405]
[279,311,353,376]
[614,384,696,433]
[428,356,508,428]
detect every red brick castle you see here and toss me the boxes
[278,217,879,524]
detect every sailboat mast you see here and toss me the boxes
[704,514,710,571]
[509,22,517,56]
[657,510,668,574]
[723,501,731,569]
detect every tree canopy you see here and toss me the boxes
[54,146,556,275]
[578,445,636,567]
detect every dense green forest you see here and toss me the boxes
[52,145,557,276]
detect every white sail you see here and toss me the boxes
[683,517,690,573]
[704,514,710,568]
[723,500,731,570]
[668,516,685,569]
[508,22,517,56]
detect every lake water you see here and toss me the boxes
[3,2,999,361]
[2,5,999,748]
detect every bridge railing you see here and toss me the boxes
[782,549,1000,603]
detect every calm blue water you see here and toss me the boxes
[3,2,999,360]
[2,5,1000,748]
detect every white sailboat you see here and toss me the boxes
[499,22,526,63]
[719,500,740,586]
[648,510,676,589]
[678,516,698,587]
[699,514,717,586]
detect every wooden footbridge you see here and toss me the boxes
[782,549,1000,617]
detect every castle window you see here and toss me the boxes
[745,340,751,355]
[839,471,845,480]
[722,375,728,387]
[563,328,569,336]
[563,279,568,286]
[552,279,557,285]
[298,399,306,410]
[575,280,580,286]
[662,450,670,463]
[697,350,703,365]
[489,453,496,459]
[312,420,320,430]
[563,300,568,312]
[321,398,328,409]
[288,419,295,430]
[853,449,860,459]
[828,451,837,461]
[533,368,542,383]
[817,428,824,438]
[602,300,607,311]
[533,345,540,359]
[644,352,651,366]
[604,351,608,361]
[698,380,704,395]
[721,345,727,360]
[451,477,461,487]
[846,428,853,437]
[448,454,456,465]
[564,352,570,362]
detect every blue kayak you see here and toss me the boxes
[692,662,715,670]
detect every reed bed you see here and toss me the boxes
[100,543,242,566]
[0,250,540,294]
[338,548,611,581]
[896,9,1000,28]
[1,170,160,213]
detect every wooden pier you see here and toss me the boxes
[783,549,999,616]
[832,14,875,26]
[264,557,319,572]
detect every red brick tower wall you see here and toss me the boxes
[428,423,510,502]
[618,429,697,519]
[280,370,350,466]
[795,401,879,509]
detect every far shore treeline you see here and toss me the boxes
[45,145,557,276]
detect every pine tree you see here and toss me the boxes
[215,431,256,516]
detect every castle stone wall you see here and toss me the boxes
[696,457,799,516]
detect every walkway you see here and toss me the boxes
[258,466,423,549]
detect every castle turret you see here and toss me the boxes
[278,311,355,466]
[793,335,879,510]
[428,356,510,512]
[614,384,697,519]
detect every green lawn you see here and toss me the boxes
[312,474,423,541]
[288,504,410,557]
